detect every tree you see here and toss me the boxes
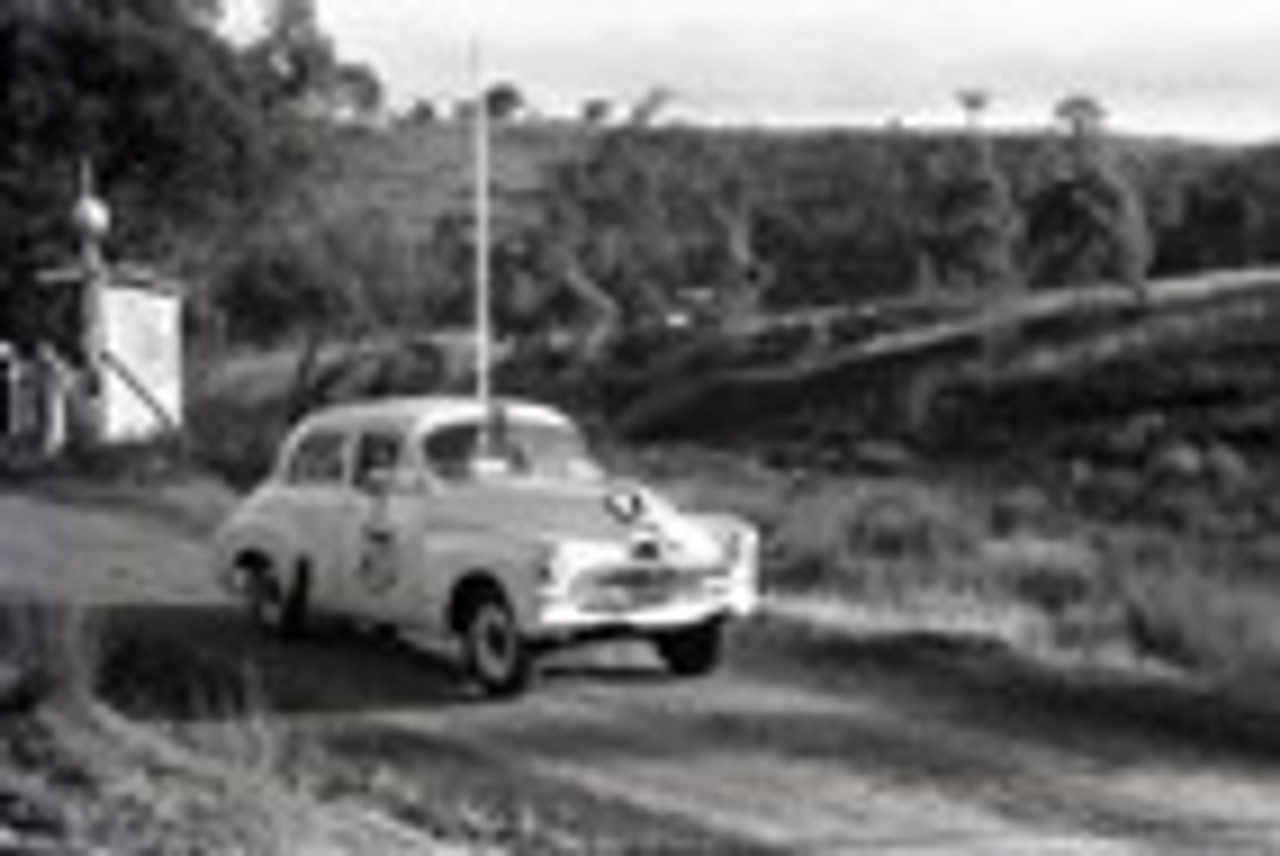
[628,87,675,127]
[504,88,755,364]
[956,88,990,132]
[1160,156,1263,272]
[918,91,1022,295]
[0,0,285,267]
[404,97,436,125]
[249,0,383,123]
[1026,94,1152,291]
[1055,94,1106,139]
[581,97,612,126]
[484,82,525,122]
[332,61,384,120]
[249,0,337,107]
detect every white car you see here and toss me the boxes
[213,396,759,695]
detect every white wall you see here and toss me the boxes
[100,286,183,441]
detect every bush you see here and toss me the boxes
[759,479,988,600]
[1116,542,1280,675]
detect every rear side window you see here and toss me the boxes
[285,430,347,485]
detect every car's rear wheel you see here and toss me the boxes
[654,620,724,677]
[460,589,531,697]
[241,556,308,638]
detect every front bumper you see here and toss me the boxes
[532,566,757,636]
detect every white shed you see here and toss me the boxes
[31,263,184,447]
[99,275,183,441]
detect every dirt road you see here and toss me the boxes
[6,488,1280,854]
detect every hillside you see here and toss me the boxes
[286,121,585,244]
[210,116,1280,346]
[189,120,1280,482]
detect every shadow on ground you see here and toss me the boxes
[745,619,1280,772]
[82,601,1280,850]
[93,599,1280,775]
[92,602,674,721]
[94,604,475,719]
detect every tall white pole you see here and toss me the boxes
[470,39,493,413]
[73,158,111,446]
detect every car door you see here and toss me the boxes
[276,427,357,609]
[341,427,423,622]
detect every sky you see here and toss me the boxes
[225,0,1280,141]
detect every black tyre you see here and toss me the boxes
[242,557,309,639]
[460,589,531,697]
[654,620,724,677]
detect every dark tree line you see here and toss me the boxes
[427,108,1280,362]
[6,0,1276,361]
[633,120,1280,315]
[0,0,396,350]
[0,0,306,263]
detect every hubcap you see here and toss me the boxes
[248,572,283,626]
[471,604,515,680]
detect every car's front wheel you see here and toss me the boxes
[654,620,724,677]
[241,556,308,638]
[460,589,531,697]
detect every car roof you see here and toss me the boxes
[291,395,574,437]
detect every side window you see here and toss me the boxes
[353,430,404,488]
[285,430,347,485]
[422,424,478,481]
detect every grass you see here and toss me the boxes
[640,443,1280,681]
[1102,533,1280,679]
[0,591,454,854]
[0,598,99,715]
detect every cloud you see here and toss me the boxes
[312,0,1280,139]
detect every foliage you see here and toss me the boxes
[1025,99,1153,290]
[581,98,612,125]
[0,0,285,265]
[244,0,383,122]
[179,93,1280,357]
[525,126,763,341]
[1159,145,1280,272]
[917,134,1023,295]
[484,82,525,122]
[212,205,440,344]
[747,132,922,307]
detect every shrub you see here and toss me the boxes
[1117,543,1280,675]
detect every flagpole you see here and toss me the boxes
[470,39,493,415]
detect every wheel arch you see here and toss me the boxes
[431,531,546,633]
[447,571,510,636]
[219,524,302,596]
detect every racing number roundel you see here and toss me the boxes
[358,527,398,593]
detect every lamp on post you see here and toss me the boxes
[70,162,111,445]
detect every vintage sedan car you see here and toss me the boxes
[213,396,759,695]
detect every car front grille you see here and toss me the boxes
[573,565,719,611]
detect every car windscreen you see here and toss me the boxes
[423,418,601,482]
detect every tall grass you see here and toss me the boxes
[0,597,345,854]
[0,598,100,714]
[651,452,1280,670]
